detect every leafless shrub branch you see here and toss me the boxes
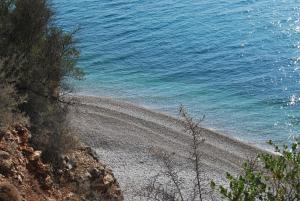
[140,106,212,201]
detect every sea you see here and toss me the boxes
[52,0,300,145]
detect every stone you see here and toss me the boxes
[44,175,53,188]
[103,174,114,185]
[17,175,22,184]
[70,159,77,169]
[84,172,92,178]
[85,147,99,162]
[64,192,76,201]
[29,151,42,161]
[66,163,73,170]
[0,151,10,160]
[99,166,105,171]
[62,156,76,170]
[89,168,101,178]
[63,156,70,163]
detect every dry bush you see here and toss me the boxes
[40,126,79,167]
[29,102,79,166]
[138,106,213,201]
[142,148,186,201]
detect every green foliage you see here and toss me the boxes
[0,0,83,162]
[0,82,28,131]
[212,141,300,201]
[0,59,28,130]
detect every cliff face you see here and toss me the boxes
[0,124,123,201]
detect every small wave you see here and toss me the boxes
[287,94,300,106]
[289,116,300,126]
[113,29,138,39]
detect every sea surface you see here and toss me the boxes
[53,0,300,145]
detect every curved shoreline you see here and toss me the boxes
[71,94,269,151]
[68,94,268,200]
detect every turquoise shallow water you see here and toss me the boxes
[53,0,300,145]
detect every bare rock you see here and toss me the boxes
[84,147,100,162]
[28,151,42,161]
[104,174,114,185]
[62,155,77,170]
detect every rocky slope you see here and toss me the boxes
[0,124,123,201]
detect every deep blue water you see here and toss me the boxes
[53,0,300,145]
